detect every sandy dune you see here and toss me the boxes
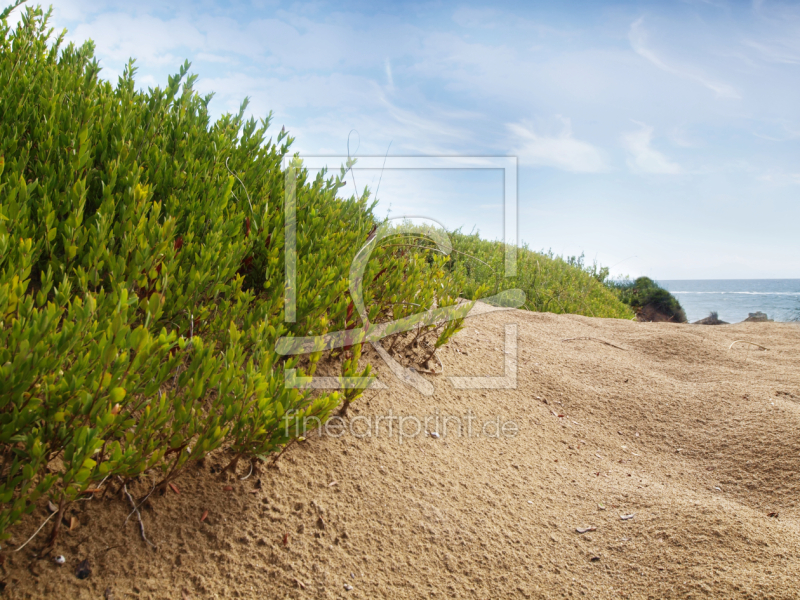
[5,309,800,599]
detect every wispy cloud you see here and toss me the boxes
[508,118,607,173]
[384,58,394,90]
[743,39,800,65]
[40,0,800,277]
[378,93,475,153]
[622,122,682,174]
[758,170,800,185]
[629,17,739,98]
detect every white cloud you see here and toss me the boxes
[508,118,607,173]
[50,0,95,23]
[195,72,384,115]
[622,122,682,174]
[69,13,204,66]
[629,17,740,99]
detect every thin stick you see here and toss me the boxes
[373,140,392,202]
[122,482,155,548]
[346,129,360,199]
[13,511,56,552]
[562,337,627,351]
[125,477,156,525]
[433,350,444,375]
[95,474,111,492]
[240,460,254,481]
[729,340,768,351]
[269,439,297,467]
[376,238,496,272]
[225,157,258,229]
[449,248,496,271]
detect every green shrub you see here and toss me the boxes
[0,3,464,544]
[609,276,687,323]
[448,232,635,319]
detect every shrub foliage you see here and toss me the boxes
[0,5,464,543]
[448,232,635,319]
[609,276,687,323]
[0,2,646,546]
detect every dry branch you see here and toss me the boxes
[728,340,769,351]
[13,511,56,553]
[562,337,627,351]
[122,481,155,548]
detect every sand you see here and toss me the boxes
[3,308,800,599]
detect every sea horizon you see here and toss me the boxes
[658,278,800,324]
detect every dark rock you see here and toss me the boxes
[743,311,772,323]
[76,558,91,580]
[694,311,728,325]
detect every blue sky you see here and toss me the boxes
[18,0,800,278]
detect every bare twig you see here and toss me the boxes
[338,397,353,417]
[13,511,56,553]
[562,337,627,351]
[95,474,111,492]
[373,140,392,202]
[346,129,360,199]
[433,350,444,375]
[125,476,156,525]
[390,301,422,309]
[379,243,447,254]
[269,439,297,467]
[240,460,254,481]
[122,481,155,548]
[449,248,496,271]
[421,331,443,364]
[729,340,769,351]
[225,157,258,229]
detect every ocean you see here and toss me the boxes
[658,279,800,324]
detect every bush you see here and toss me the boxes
[447,232,635,319]
[0,4,464,544]
[609,277,687,323]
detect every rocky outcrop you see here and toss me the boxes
[694,311,728,325]
[743,312,773,323]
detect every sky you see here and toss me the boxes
[11,0,800,279]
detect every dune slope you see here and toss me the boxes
[5,310,800,599]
